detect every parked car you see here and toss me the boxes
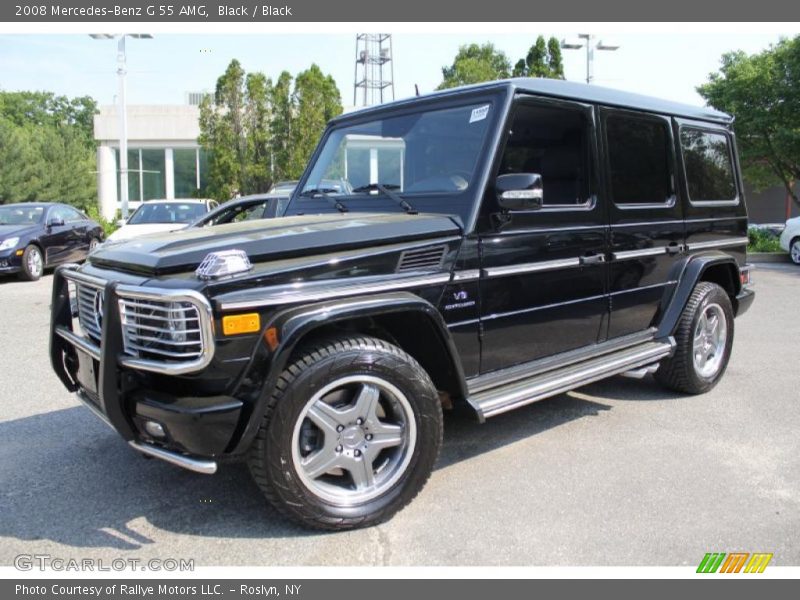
[778,216,800,264]
[0,202,104,281]
[50,79,754,531]
[188,193,289,228]
[105,199,218,243]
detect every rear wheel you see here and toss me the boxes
[248,335,443,530]
[18,245,43,281]
[655,282,734,394]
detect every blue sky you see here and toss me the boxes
[0,32,794,108]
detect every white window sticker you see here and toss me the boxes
[469,105,490,123]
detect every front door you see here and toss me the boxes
[477,96,609,374]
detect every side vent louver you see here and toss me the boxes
[397,245,447,272]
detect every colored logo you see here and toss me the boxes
[697,552,773,573]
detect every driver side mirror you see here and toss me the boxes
[496,173,543,211]
[116,218,127,227]
[47,217,65,227]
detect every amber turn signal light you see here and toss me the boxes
[222,313,261,335]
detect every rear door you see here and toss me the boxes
[600,108,685,339]
[477,95,609,373]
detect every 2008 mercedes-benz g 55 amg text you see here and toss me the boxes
[50,79,754,530]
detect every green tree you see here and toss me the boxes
[287,64,343,179]
[244,72,274,193]
[698,36,800,206]
[438,43,511,90]
[513,36,565,79]
[269,71,294,183]
[200,60,343,199]
[0,91,97,208]
[200,59,248,199]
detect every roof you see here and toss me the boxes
[333,78,731,125]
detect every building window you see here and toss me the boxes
[141,149,165,200]
[114,147,207,203]
[198,149,209,192]
[174,148,199,198]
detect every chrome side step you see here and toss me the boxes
[467,328,657,394]
[620,363,660,380]
[468,339,675,422]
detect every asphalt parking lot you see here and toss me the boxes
[0,264,798,567]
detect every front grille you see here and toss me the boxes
[119,298,204,361]
[76,282,104,342]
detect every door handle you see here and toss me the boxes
[666,242,684,255]
[579,253,606,265]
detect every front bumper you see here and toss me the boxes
[0,249,23,273]
[50,265,243,473]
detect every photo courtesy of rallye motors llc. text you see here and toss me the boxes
[40,4,295,18]
[15,584,303,597]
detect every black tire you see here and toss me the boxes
[18,245,43,281]
[655,282,734,394]
[790,238,800,265]
[247,335,443,531]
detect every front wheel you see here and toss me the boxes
[18,245,43,281]
[655,282,734,394]
[248,335,443,530]
[790,238,800,265]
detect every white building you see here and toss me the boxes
[94,104,208,220]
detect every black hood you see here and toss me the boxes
[89,212,462,276]
[0,224,38,239]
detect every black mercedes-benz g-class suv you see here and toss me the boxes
[50,79,754,530]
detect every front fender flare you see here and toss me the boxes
[229,291,465,455]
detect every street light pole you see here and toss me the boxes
[90,33,152,220]
[117,35,129,220]
[561,34,620,84]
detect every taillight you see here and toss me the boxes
[740,266,752,286]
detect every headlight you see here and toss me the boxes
[0,237,19,251]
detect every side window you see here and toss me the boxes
[49,206,71,223]
[605,114,673,206]
[63,207,84,222]
[497,102,592,208]
[679,127,737,203]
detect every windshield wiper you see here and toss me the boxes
[351,183,417,214]
[298,188,349,213]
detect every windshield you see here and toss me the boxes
[292,100,496,219]
[0,205,44,225]
[127,202,207,225]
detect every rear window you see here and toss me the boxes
[680,127,737,203]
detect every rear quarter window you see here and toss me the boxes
[679,127,737,203]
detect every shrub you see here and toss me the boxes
[747,226,783,253]
[84,204,119,238]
